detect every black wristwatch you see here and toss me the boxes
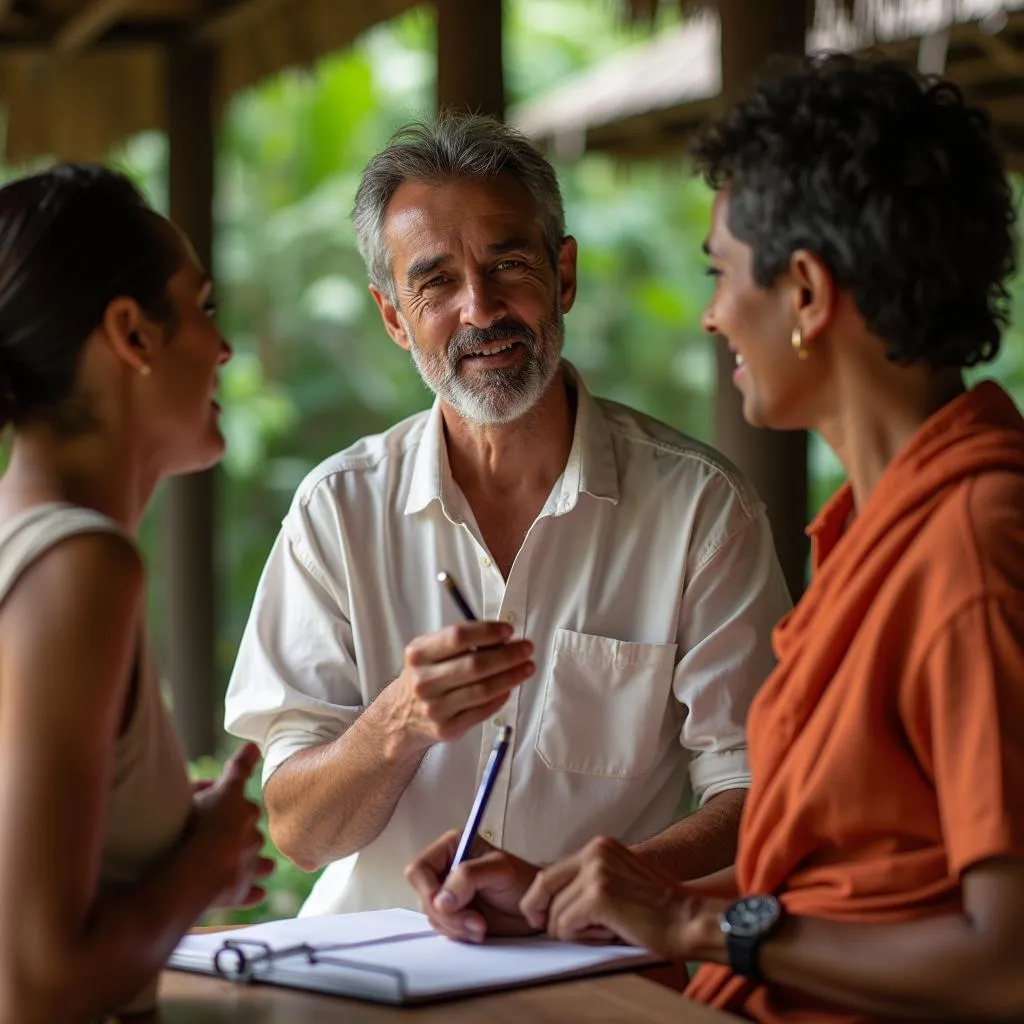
[720,894,785,982]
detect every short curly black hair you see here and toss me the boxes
[690,53,1018,369]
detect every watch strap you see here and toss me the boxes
[725,930,761,981]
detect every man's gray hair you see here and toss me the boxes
[352,113,566,305]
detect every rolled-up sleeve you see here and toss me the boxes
[674,505,792,805]
[224,495,363,788]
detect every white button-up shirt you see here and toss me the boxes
[225,365,791,916]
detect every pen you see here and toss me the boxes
[447,724,513,876]
[437,570,511,873]
[437,570,478,622]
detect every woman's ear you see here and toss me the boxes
[788,249,836,344]
[101,296,160,375]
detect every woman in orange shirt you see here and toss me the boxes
[405,54,1024,1022]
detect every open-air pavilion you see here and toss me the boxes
[0,0,506,757]
[1,0,1011,756]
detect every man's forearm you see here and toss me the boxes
[630,788,745,880]
[264,695,426,871]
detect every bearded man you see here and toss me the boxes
[224,114,791,917]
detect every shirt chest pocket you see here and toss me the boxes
[535,627,678,778]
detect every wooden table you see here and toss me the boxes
[151,969,743,1022]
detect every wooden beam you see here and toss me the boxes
[165,34,220,759]
[53,0,138,54]
[972,93,1024,120]
[716,0,810,600]
[1004,150,1024,174]
[195,0,289,44]
[949,58,999,86]
[436,0,504,118]
[975,27,1024,77]
[995,122,1024,148]
[0,27,182,52]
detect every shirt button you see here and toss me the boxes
[480,829,493,841]
[491,716,503,727]
[502,612,515,625]
[481,556,492,568]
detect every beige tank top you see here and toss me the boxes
[0,502,193,1016]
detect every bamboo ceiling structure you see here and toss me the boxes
[0,2,1011,164]
[522,1,1024,171]
[0,0,422,163]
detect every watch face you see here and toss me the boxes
[722,894,782,939]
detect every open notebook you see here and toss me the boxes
[169,907,663,1005]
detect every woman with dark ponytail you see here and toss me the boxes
[0,165,272,1024]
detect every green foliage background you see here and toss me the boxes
[96,1,1024,921]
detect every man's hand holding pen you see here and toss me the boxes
[376,621,534,761]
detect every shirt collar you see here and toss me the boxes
[404,399,457,518]
[403,361,620,519]
[557,361,619,512]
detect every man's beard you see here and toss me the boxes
[405,305,565,425]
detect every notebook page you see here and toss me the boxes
[321,930,658,999]
[170,908,659,1004]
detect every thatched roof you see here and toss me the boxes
[519,0,1024,171]
[0,0,420,162]
[6,1,1021,165]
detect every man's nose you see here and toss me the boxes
[459,274,507,329]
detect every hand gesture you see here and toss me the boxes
[191,742,275,909]
[382,622,534,758]
[520,837,700,958]
[405,829,540,942]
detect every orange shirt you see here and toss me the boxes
[687,381,1024,1023]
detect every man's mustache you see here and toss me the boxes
[448,321,535,361]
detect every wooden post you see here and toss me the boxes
[436,0,505,118]
[164,36,218,759]
[715,0,810,600]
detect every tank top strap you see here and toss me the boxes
[0,502,129,606]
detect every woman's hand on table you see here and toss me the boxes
[520,837,725,961]
[405,829,543,942]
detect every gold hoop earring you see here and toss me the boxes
[791,326,809,360]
